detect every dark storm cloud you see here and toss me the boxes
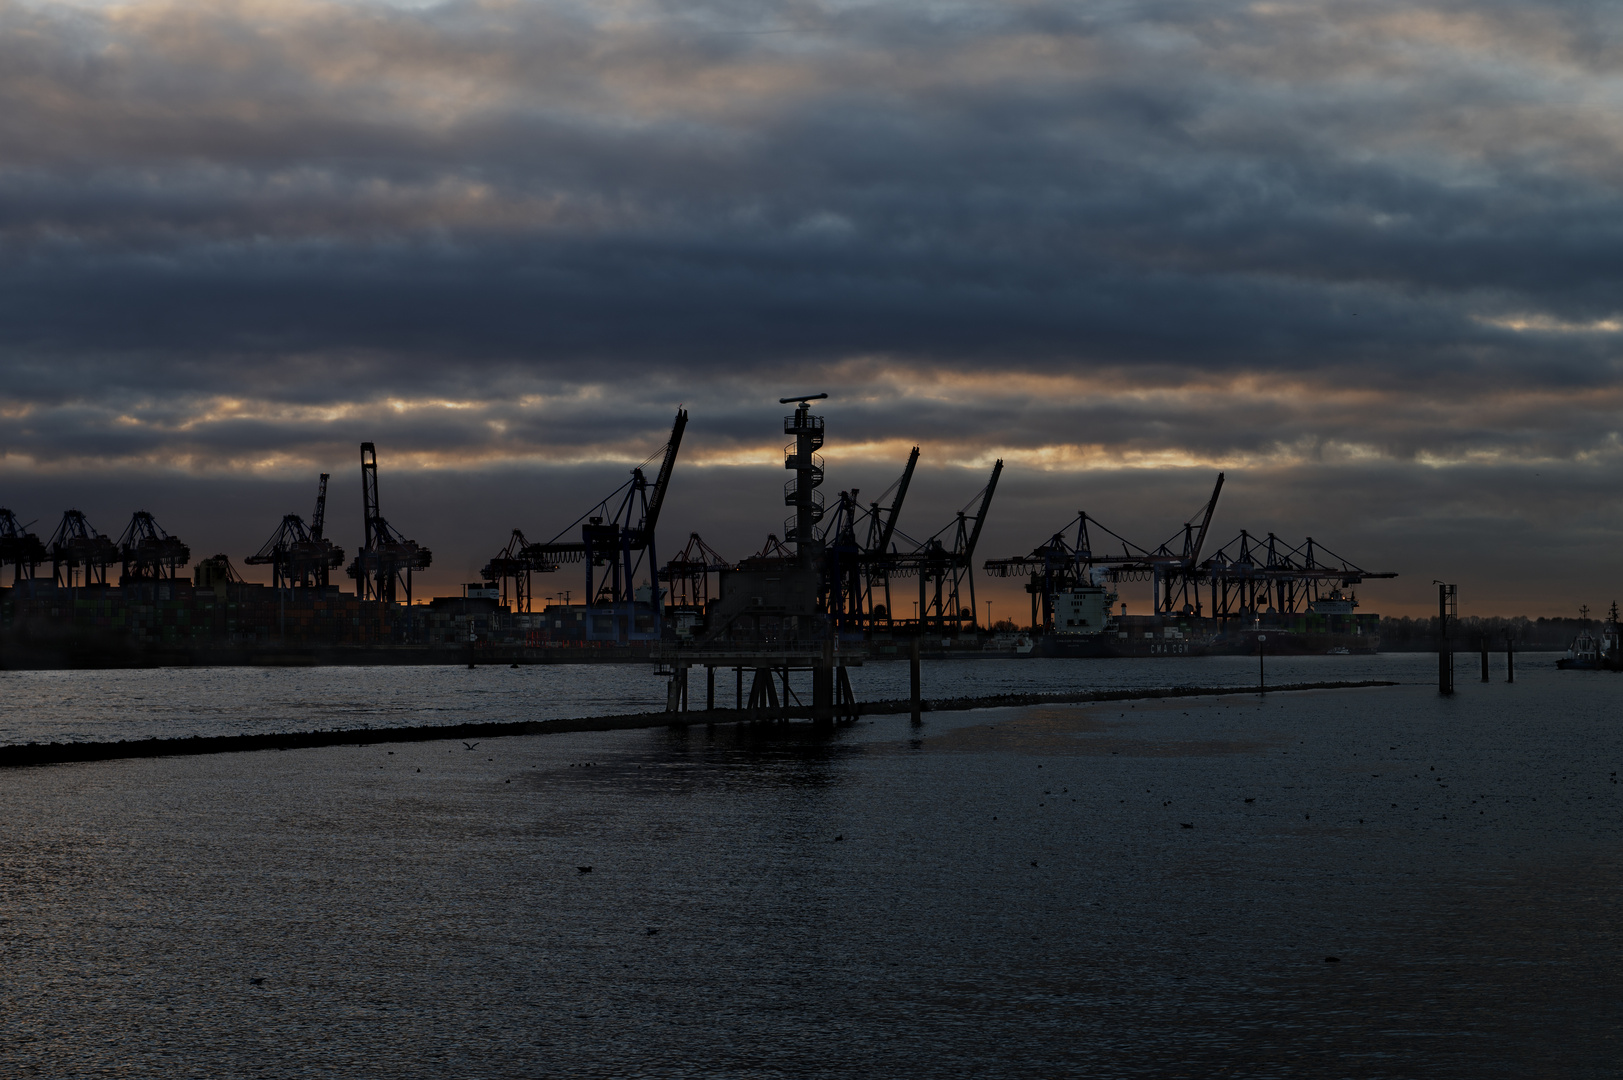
[3,0,1622,371]
[4,0,1623,611]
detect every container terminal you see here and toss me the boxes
[0,397,1395,668]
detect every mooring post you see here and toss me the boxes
[1258,633,1266,694]
[1436,581,1456,696]
[1481,638,1490,682]
[910,636,922,725]
[706,665,715,711]
[1506,633,1515,683]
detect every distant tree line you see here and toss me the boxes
[1378,615,1595,651]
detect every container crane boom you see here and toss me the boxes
[1189,472,1223,564]
[633,409,687,546]
[963,459,1003,561]
[311,473,329,542]
[876,446,919,554]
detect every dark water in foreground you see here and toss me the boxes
[0,656,1618,1077]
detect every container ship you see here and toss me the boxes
[1032,584,1380,658]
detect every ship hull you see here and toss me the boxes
[1031,630,1377,658]
[1555,657,1619,671]
[1033,635,1207,659]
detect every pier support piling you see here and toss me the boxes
[665,666,689,713]
[812,640,835,723]
[836,666,856,722]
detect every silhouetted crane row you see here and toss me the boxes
[1200,532,1396,617]
[737,443,927,632]
[0,509,46,584]
[47,510,118,588]
[659,533,732,608]
[515,409,687,641]
[882,460,1003,634]
[693,400,1006,646]
[984,474,1226,629]
[346,443,432,605]
[984,473,1395,631]
[246,474,346,591]
[116,511,191,584]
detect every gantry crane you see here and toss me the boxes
[811,445,922,634]
[984,473,1226,631]
[46,511,118,588]
[116,511,191,583]
[888,459,1003,634]
[0,509,46,584]
[346,444,432,604]
[516,409,687,641]
[481,529,554,613]
[659,533,732,609]
[245,474,346,592]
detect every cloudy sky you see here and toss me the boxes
[3,0,1622,617]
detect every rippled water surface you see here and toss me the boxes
[0,655,1617,1077]
[5,652,1445,745]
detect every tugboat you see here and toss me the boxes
[981,631,1035,656]
[1558,603,1622,670]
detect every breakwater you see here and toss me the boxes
[0,679,1396,768]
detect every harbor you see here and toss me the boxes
[6,0,1621,1072]
[1,398,1407,671]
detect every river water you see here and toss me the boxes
[4,652,1433,745]
[0,654,1617,1076]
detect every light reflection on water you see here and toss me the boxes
[0,655,1617,1076]
[3,652,1460,745]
